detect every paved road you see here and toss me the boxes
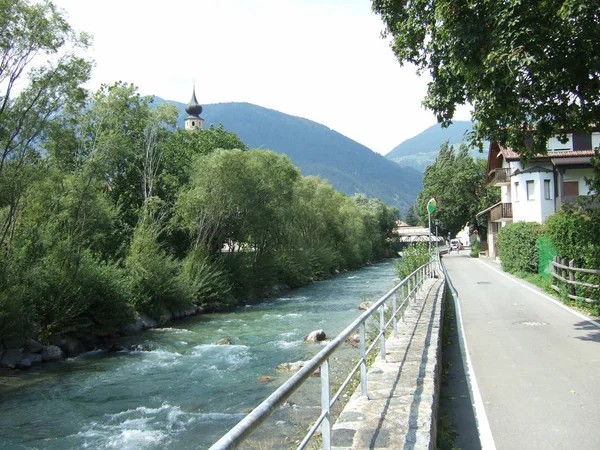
[444,252,600,450]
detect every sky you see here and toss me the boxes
[52,0,472,155]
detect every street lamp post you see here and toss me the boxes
[426,198,437,253]
[435,219,439,251]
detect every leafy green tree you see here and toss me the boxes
[416,142,498,237]
[176,149,300,262]
[0,0,91,253]
[404,205,420,226]
[372,0,600,158]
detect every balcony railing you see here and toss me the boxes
[490,202,513,222]
[488,168,512,186]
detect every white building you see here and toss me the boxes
[477,132,599,258]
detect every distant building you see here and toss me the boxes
[184,86,204,131]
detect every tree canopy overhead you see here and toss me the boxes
[372,0,600,158]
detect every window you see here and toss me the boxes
[563,181,579,197]
[573,134,592,151]
[514,182,519,201]
[544,180,551,200]
[526,180,535,200]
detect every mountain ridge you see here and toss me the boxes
[385,121,487,172]
[156,97,423,210]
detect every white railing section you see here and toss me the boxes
[209,257,440,450]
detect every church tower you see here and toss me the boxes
[184,86,204,131]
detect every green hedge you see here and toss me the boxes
[497,222,543,273]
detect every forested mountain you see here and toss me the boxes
[385,121,488,172]
[156,98,422,210]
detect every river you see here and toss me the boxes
[0,260,397,449]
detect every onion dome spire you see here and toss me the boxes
[185,86,203,117]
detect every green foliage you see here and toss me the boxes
[544,206,600,268]
[394,243,430,280]
[179,250,233,309]
[417,142,499,237]
[497,222,543,274]
[372,0,600,159]
[404,204,420,226]
[544,206,600,303]
[125,222,190,321]
[470,240,482,258]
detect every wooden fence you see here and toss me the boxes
[551,256,600,304]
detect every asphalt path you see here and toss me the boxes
[444,252,600,450]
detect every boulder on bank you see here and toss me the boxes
[18,352,43,369]
[345,334,360,346]
[304,330,326,343]
[276,360,321,376]
[24,339,43,354]
[0,348,23,369]
[276,360,308,372]
[54,336,85,358]
[42,345,64,362]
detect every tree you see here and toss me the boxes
[404,205,419,226]
[416,142,498,237]
[372,0,600,158]
[0,0,91,253]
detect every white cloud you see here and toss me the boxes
[53,0,472,155]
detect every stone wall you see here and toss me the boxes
[331,277,445,449]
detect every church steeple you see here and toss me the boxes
[184,85,204,131]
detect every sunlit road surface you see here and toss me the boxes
[444,252,600,450]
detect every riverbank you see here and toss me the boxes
[0,259,392,373]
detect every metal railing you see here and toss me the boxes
[209,257,440,450]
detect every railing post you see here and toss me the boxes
[392,289,398,337]
[412,273,417,302]
[401,283,406,323]
[380,305,386,361]
[321,359,331,450]
[360,322,367,397]
[569,259,576,298]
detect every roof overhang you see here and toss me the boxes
[475,201,501,219]
[551,156,592,166]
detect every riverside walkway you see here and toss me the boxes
[443,253,600,450]
[330,276,446,449]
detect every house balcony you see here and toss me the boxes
[490,202,513,222]
[488,168,512,186]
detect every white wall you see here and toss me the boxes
[592,132,600,149]
[547,135,572,152]
[511,169,555,223]
[562,168,594,195]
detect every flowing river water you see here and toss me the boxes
[0,260,397,449]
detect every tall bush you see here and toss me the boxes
[395,243,430,280]
[497,222,543,273]
[125,222,191,320]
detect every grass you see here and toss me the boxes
[437,286,461,450]
[509,270,600,317]
[437,414,460,450]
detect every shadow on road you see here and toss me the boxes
[574,320,600,343]
[438,288,482,450]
